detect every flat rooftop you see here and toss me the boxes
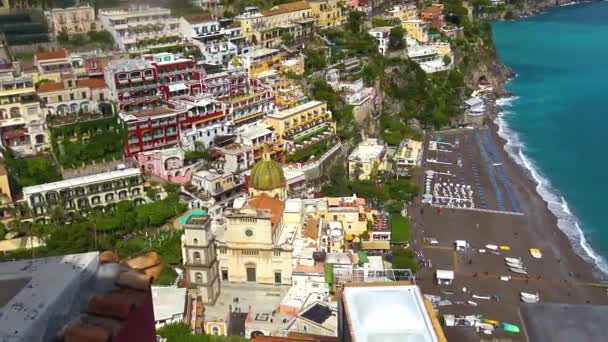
[22,168,141,195]
[151,286,187,322]
[342,284,439,342]
[267,100,323,120]
[0,252,120,341]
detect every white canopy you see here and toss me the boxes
[436,270,454,280]
[168,83,188,92]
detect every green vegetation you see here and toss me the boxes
[293,126,329,144]
[303,47,327,74]
[321,164,418,213]
[391,247,417,271]
[1,193,187,263]
[324,262,334,288]
[158,323,250,341]
[390,213,410,242]
[371,17,400,28]
[379,113,423,145]
[286,140,330,163]
[184,149,212,162]
[51,116,125,168]
[169,0,209,18]
[0,222,6,240]
[119,229,182,285]
[310,80,354,139]
[57,30,115,50]
[389,26,406,50]
[2,149,61,189]
[380,57,466,129]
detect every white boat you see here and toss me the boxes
[472,294,491,300]
[505,257,521,263]
[467,300,478,307]
[486,244,498,250]
[529,248,543,259]
[506,261,525,269]
[520,292,539,300]
[520,295,539,304]
[509,267,528,275]
[500,275,511,281]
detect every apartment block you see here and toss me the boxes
[21,168,145,217]
[48,5,96,35]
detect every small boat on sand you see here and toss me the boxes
[505,257,521,264]
[506,261,525,269]
[529,248,543,259]
[509,267,527,275]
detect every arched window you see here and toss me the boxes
[10,107,20,118]
[70,103,78,113]
[193,252,201,263]
[195,272,202,282]
[193,238,199,245]
[212,327,219,335]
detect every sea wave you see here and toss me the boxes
[495,98,608,278]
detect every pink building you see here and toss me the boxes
[135,147,196,184]
[49,6,97,35]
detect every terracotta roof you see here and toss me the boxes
[294,262,324,274]
[2,129,27,140]
[261,1,311,16]
[63,324,111,342]
[37,81,65,92]
[76,78,108,89]
[183,14,214,24]
[35,49,68,61]
[302,217,320,240]
[247,193,285,226]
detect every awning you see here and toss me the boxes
[436,270,454,280]
[195,98,213,107]
[168,83,188,92]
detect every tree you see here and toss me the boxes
[347,11,366,34]
[304,48,327,74]
[57,30,69,44]
[389,26,405,50]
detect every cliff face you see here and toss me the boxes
[481,0,579,20]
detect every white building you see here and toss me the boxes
[341,284,443,341]
[368,26,392,55]
[172,96,233,150]
[21,168,145,217]
[347,138,388,180]
[151,286,187,329]
[99,6,183,52]
[291,301,338,336]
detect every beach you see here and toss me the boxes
[409,121,608,341]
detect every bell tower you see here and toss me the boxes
[182,215,220,304]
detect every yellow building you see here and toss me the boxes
[386,4,419,22]
[308,0,348,29]
[240,48,283,77]
[218,193,292,285]
[34,49,72,81]
[348,138,388,180]
[403,19,429,43]
[0,74,48,155]
[235,2,316,47]
[430,42,452,56]
[264,100,335,153]
[0,159,13,207]
[326,196,375,237]
[279,54,305,76]
[272,77,300,109]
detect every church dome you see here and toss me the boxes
[250,156,286,191]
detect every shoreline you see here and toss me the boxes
[489,95,608,280]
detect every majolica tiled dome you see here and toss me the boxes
[250,155,286,191]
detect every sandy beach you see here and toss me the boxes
[408,122,608,341]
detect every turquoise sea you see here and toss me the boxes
[492,2,608,276]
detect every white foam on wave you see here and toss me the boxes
[495,98,608,278]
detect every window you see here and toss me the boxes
[99,93,104,101]
[58,95,63,102]
[273,250,281,257]
[81,92,86,99]
[193,238,199,245]
[43,97,48,104]
[195,272,202,282]
[242,249,258,256]
[219,247,227,254]
[70,93,75,101]
[67,80,73,87]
